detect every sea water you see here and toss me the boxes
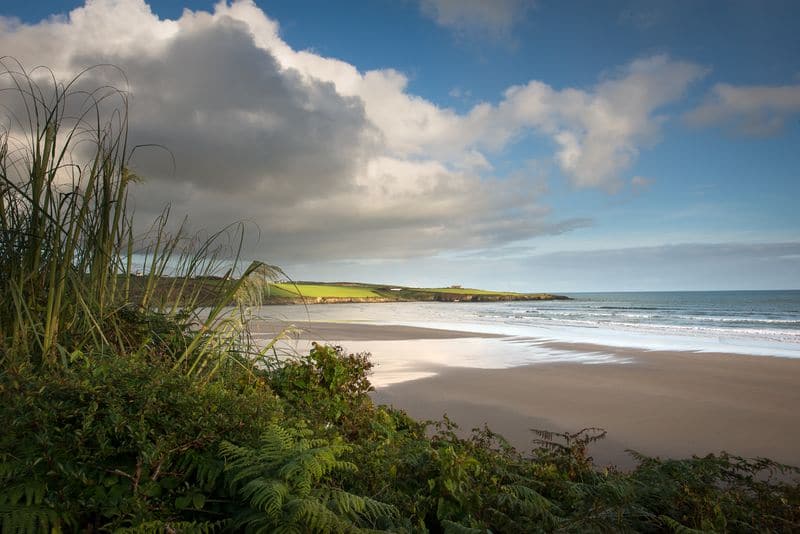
[259,290,800,359]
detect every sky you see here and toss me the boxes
[1,0,798,291]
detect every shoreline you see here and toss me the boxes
[260,294,570,305]
[251,299,800,359]
[254,320,800,469]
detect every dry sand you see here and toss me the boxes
[254,320,800,469]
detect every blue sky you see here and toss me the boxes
[2,0,799,291]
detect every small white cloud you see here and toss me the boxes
[419,0,535,39]
[448,86,471,100]
[685,83,800,136]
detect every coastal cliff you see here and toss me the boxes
[263,292,570,305]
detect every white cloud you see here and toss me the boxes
[209,5,703,189]
[493,56,706,189]
[418,0,535,39]
[686,83,800,136]
[0,0,699,263]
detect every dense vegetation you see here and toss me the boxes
[1,61,798,533]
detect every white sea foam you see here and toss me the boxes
[257,292,800,361]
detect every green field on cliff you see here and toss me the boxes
[123,278,563,307]
[268,282,383,298]
[419,287,519,295]
[265,281,559,301]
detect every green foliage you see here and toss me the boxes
[1,59,799,534]
[269,283,384,299]
[115,519,228,533]
[269,343,375,432]
[221,424,401,533]
[0,349,279,531]
[0,503,68,534]
[0,60,281,385]
[5,332,797,533]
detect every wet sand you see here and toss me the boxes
[254,320,800,468]
[249,320,503,341]
[373,350,800,468]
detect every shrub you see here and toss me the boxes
[0,347,279,531]
[269,343,375,434]
[221,424,402,533]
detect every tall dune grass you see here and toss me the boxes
[0,57,279,381]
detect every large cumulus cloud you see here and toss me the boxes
[0,0,699,263]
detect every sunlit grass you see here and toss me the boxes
[269,282,383,298]
[260,282,561,301]
[0,57,283,380]
[420,287,521,296]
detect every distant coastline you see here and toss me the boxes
[126,277,569,307]
[262,293,570,305]
[263,281,570,305]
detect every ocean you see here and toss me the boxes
[260,290,800,360]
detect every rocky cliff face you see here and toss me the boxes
[428,293,569,302]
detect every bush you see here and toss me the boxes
[269,343,375,434]
[0,346,279,531]
[221,424,402,533]
[3,337,799,533]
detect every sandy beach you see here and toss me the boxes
[251,320,503,341]
[256,320,800,469]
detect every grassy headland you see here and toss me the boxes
[126,277,569,306]
[1,63,798,533]
[265,281,569,304]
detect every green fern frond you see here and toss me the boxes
[239,478,289,518]
[1,481,46,507]
[499,483,559,518]
[115,519,228,534]
[659,515,709,534]
[440,519,487,534]
[322,488,401,525]
[178,450,225,491]
[271,524,303,534]
[285,497,351,532]
[276,445,355,494]
[222,424,398,533]
[0,504,65,534]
